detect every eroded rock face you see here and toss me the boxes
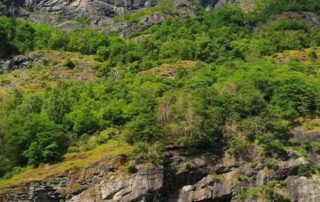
[1,0,159,29]
[111,12,166,37]
[0,55,37,73]
[199,0,235,10]
[286,176,320,202]
[0,149,318,202]
[2,0,235,29]
[178,175,232,202]
[24,0,158,19]
[99,167,163,201]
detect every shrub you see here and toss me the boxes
[264,158,278,169]
[312,142,320,154]
[235,174,249,182]
[0,155,13,177]
[296,164,316,177]
[2,167,25,179]
[116,154,128,165]
[71,107,100,135]
[184,161,196,171]
[126,163,138,174]
[132,142,164,165]
[63,57,75,69]
[67,146,80,153]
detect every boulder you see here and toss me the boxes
[0,55,35,73]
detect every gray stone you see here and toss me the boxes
[177,174,232,202]
[0,55,35,73]
[286,176,320,202]
[1,0,236,31]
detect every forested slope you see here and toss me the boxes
[1,0,320,201]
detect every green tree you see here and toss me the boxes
[14,23,35,52]
[4,114,66,166]
[71,107,99,135]
[46,88,71,124]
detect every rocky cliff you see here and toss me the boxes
[1,147,320,202]
[0,0,235,29]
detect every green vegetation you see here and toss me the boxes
[126,163,138,174]
[237,180,290,201]
[264,158,278,169]
[63,57,75,69]
[1,0,320,182]
[293,163,320,177]
[0,140,132,191]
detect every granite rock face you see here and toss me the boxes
[1,0,159,29]
[70,167,164,202]
[199,0,235,10]
[0,55,38,73]
[286,176,320,202]
[177,175,232,202]
[1,148,317,202]
[111,12,166,37]
[1,0,235,29]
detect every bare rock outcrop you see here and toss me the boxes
[0,55,38,73]
[69,167,163,202]
[177,174,233,202]
[1,0,235,30]
[0,149,316,202]
[286,176,320,202]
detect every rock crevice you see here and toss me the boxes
[2,149,320,202]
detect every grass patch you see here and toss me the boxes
[0,140,132,194]
[0,50,100,99]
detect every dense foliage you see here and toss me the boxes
[1,0,320,178]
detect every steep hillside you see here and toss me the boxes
[1,0,320,201]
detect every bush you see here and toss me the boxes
[312,142,320,154]
[125,115,159,144]
[296,164,316,177]
[63,57,75,69]
[116,154,128,165]
[2,167,25,179]
[132,142,164,164]
[271,78,317,120]
[184,161,196,171]
[126,163,138,174]
[14,23,35,53]
[67,146,80,153]
[4,114,67,168]
[70,107,100,135]
[235,174,249,182]
[264,158,278,169]
[0,155,13,177]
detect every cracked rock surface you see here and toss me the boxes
[1,148,320,202]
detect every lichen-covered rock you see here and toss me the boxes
[0,149,316,202]
[292,129,320,143]
[2,0,236,30]
[177,175,232,202]
[2,0,160,29]
[24,0,158,18]
[0,55,36,73]
[199,0,235,10]
[286,176,320,202]
[100,167,163,201]
[111,12,166,37]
